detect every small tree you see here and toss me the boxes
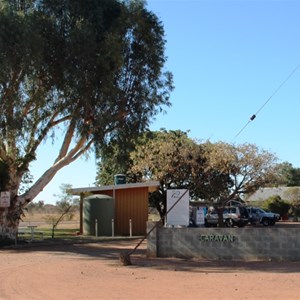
[44,183,77,238]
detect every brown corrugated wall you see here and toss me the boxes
[114,187,148,235]
[88,187,149,236]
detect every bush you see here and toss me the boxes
[262,195,290,217]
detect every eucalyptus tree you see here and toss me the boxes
[273,162,300,187]
[201,142,277,226]
[96,134,137,186]
[203,142,278,205]
[127,130,217,218]
[128,135,277,219]
[0,0,173,241]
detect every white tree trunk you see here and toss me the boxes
[0,127,92,242]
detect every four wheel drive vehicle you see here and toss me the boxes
[205,206,249,228]
[247,207,280,226]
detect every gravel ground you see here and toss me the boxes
[0,238,300,300]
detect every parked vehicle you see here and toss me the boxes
[205,205,249,228]
[247,207,280,226]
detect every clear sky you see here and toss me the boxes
[31,0,300,204]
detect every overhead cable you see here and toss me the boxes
[233,63,300,140]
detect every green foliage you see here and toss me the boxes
[54,183,78,216]
[128,130,211,217]
[96,135,137,185]
[262,195,291,217]
[44,183,77,238]
[54,183,74,203]
[274,162,300,187]
[0,0,172,204]
[283,187,300,219]
[204,142,277,200]
[26,200,45,213]
[96,129,278,219]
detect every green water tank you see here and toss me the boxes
[83,194,114,236]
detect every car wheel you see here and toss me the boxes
[262,218,269,226]
[225,219,234,227]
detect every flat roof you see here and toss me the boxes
[69,181,160,195]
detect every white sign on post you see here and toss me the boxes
[166,189,189,226]
[195,207,206,225]
[0,191,11,208]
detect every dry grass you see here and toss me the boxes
[20,210,160,233]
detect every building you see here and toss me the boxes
[245,186,300,202]
[69,181,159,236]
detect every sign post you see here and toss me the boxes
[195,206,206,226]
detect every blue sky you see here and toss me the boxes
[31,0,300,204]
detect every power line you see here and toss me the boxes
[233,63,300,140]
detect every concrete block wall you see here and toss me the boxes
[146,222,300,261]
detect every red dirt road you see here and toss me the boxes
[0,239,300,300]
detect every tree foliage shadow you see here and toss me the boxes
[2,237,300,274]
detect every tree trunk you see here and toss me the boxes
[0,207,20,242]
[217,206,225,227]
[0,133,92,242]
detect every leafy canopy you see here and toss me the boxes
[97,130,278,218]
[0,0,173,204]
[273,162,300,187]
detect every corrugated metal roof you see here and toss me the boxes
[69,181,160,195]
[245,186,300,202]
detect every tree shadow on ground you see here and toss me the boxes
[2,237,300,274]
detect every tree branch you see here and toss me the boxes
[19,113,72,174]
[18,136,94,205]
[54,118,76,163]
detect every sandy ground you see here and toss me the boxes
[0,238,300,300]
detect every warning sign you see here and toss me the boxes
[0,191,11,208]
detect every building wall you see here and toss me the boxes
[98,187,148,235]
[147,223,300,261]
[83,187,148,236]
[114,187,148,236]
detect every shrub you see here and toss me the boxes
[262,195,290,217]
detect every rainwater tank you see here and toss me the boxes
[83,194,114,236]
[114,174,126,185]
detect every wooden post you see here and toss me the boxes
[79,193,84,234]
[112,219,115,237]
[129,219,132,237]
[95,219,98,237]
